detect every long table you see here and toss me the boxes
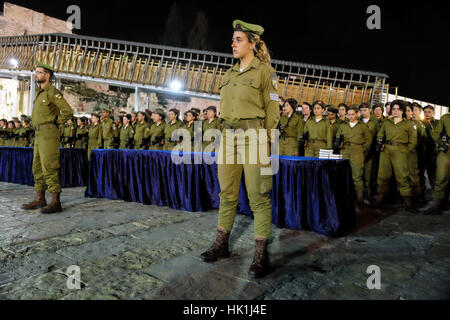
[86,149,356,237]
[0,147,88,188]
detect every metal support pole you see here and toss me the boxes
[29,75,36,115]
[12,76,18,117]
[134,87,139,112]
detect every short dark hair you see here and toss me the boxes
[312,100,325,109]
[338,103,348,111]
[284,98,297,110]
[169,108,180,117]
[347,105,359,113]
[359,103,370,110]
[302,102,312,109]
[423,105,434,112]
[391,99,406,114]
[124,114,132,121]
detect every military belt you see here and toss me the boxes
[386,141,407,146]
[35,123,57,131]
[344,142,363,146]
[309,139,326,143]
[222,119,263,131]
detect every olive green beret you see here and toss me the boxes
[103,107,112,113]
[233,19,264,35]
[35,61,55,73]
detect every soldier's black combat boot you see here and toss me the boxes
[40,192,62,214]
[248,239,270,279]
[404,196,419,213]
[200,229,230,262]
[423,198,442,215]
[21,191,46,210]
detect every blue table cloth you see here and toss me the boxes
[0,147,88,188]
[86,149,356,237]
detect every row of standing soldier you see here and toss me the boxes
[277,98,448,215]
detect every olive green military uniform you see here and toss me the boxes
[330,118,345,138]
[98,118,116,149]
[361,116,379,196]
[217,56,280,239]
[202,117,222,152]
[17,126,33,147]
[4,128,13,146]
[134,122,150,150]
[61,122,76,148]
[119,124,135,149]
[87,123,100,160]
[337,121,372,193]
[181,121,195,151]
[74,125,88,150]
[32,82,73,193]
[431,113,450,200]
[0,126,6,146]
[149,122,165,151]
[12,127,20,147]
[423,118,439,188]
[407,119,426,197]
[163,120,183,151]
[279,112,304,156]
[377,118,417,197]
[303,117,333,157]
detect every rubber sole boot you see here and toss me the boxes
[200,229,230,262]
[40,192,62,214]
[248,239,270,279]
[21,191,46,210]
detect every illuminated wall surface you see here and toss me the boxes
[0,78,18,120]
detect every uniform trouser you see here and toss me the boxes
[432,151,450,199]
[305,141,327,157]
[342,144,365,193]
[364,156,373,191]
[149,144,163,151]
[279,137,298,156]
[217,128,273,239]
[377,145,412,197]
[32,126,61,193]
[407,149,421,196]
[87,142,99,160]
[424,152,437,189]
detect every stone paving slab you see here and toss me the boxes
[0,182,449,300]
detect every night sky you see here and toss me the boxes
[2,0,450,106]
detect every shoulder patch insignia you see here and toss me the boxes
[269,93,279,102]
[271,73,278,91]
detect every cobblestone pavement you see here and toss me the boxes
[0,182,449,300]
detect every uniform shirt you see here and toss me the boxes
[279,112,304,140]
[432,113,450,145]
[149,122,166,146]
[330,118,345,138]
[98,118,115,145]
[337,121,372,152]
[32,82,73,127]
[377,118,417,153]
[119,124,135,149]
[134,122,150,147]
[303,117,333,149]
[202,117,222,132]
[164,120,183,143]
[88,123,100,148]
[218,57,280,130]
[74,126,88,149]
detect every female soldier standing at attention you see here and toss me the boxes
[302,101,333,157]
[182,110,196,151]
[119,114,135,149]
[134,111,151,150]
[87,113,101,160]
[74,117,88,150]
[279,98,303,156]
[149,108,166,151]
[164,109,182,151]
[200,19,280,278]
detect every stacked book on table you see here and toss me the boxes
[319,149,343,160]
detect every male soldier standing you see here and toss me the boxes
[98,107,116,149]
[21,62,73,213]
[423,112,449,215]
